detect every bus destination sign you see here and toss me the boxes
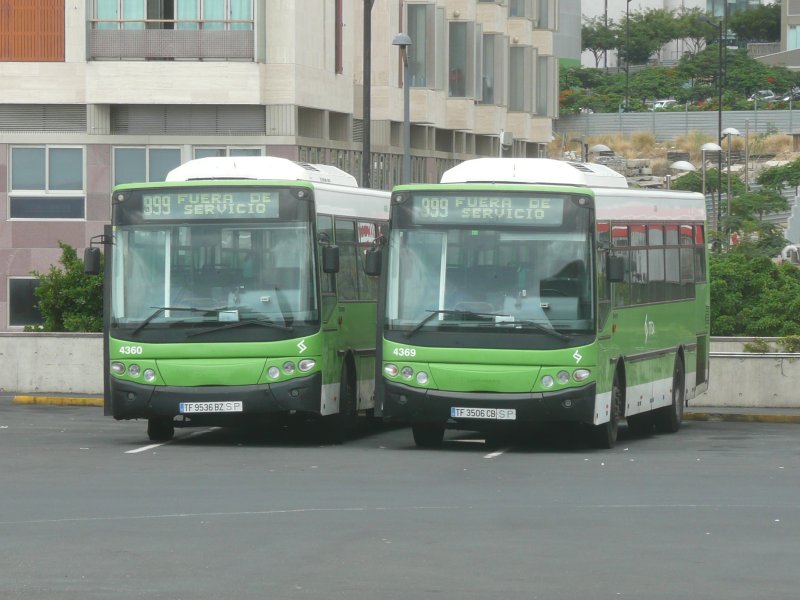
[411,194,564,226]
[140,190,279,220]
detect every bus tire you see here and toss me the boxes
[592,374,621,449]
[147,417,174,442]
[326,362,356,444]
[656,357,684,434]
[412,423,445,448]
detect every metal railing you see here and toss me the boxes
[88,19,254,61]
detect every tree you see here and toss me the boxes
[710,253,800,336]
[616,9,679,66]
[582,16,617,69]
[728,3,781,44]
[31,242,103,332]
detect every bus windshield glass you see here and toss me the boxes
[386,191,594,340]
[110,187,317,339]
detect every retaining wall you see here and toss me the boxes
[0,334,797,408]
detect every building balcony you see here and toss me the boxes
[88,20,254,61]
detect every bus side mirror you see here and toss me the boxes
[84,247,102,276]
[322,245,340,274]
[364,248,382,276]
[607,255,625,283]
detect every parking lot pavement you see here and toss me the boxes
[7,393,800,423]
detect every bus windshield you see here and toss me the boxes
[386,192,595,340]
[111,221,318,338]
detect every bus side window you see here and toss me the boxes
[335,219,359,302]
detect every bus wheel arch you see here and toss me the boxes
[656,351,685,434]
[325,352,357,444]
[592,360,624,449]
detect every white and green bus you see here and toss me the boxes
[85,157,389,441]
[366,158,709,448]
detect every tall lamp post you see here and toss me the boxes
[699,13,724,241]
[700,142,722,232]
[721,127,741,236]
[392,33,412,184]
[624,0,632,111]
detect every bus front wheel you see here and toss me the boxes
[656,357,684,434]
[325,362,357,444]
[412,423,445,448]
[592,375,621,449]
[147,417,174,442]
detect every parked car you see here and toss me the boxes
[781,88,800,102]
[748,90,776,102]
[651,99,677,110]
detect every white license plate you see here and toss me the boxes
[450,407,516,420]
[179,401,243,414]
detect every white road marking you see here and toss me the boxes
[484,447,510,459]
[125,427,219,454]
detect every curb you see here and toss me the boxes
[684,412,800,424]
[13,395,103,407]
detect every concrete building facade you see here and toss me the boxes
[0,0,572,331]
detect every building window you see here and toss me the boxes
[481,33,505,105]
[114,147,182,185]
[789,26,800,50]
[193,147,262,159]
[95,0,145,30]
[509,0,533,18]
[9,278,43,327]
[94,0,252,30]
[9,146,85,219]
[536,55,556,117]
[448,21,481,98]
[407,3,445,89]
[509,46,533,112]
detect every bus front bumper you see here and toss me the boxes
[109,372,322,421]
[382,380,596,426]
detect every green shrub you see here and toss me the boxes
[29,242,103,332]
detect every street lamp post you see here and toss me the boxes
[698,13,724,238]
[392,33,412,184]
[625,0,632,111]
[721,127,741,236]
[700,142,722,231]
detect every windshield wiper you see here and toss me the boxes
[186,318,294,338]
[406,309,506,339]
[131,305,227,336]
[502,319,572,341]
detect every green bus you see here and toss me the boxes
[366,158,709,448]
[85,156,389,442]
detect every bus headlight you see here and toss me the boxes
[401,366,414,379]
[111,362,125,375]
[542,375,555,388]
[573,369,591,381]
[557,370,570,384]
[128,364,141,377]
[268,366,280,379]
[143,369,156,383]
[298,359,316,372]
[416,371,429,385]
[384,364,398,377]
[283,361,295,374]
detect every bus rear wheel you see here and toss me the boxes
[412,423,445,448]
[656,357,684,434]
[147,417,174,442]
[325,362,356,444]
[592,375,621,449]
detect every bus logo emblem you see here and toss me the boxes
[298,340,307,353]
[573,350,582,364]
